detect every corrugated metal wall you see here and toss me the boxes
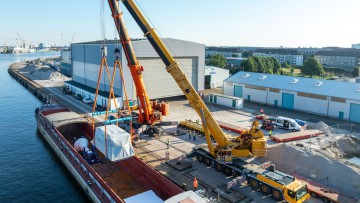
[139,57,197,99]
[71,39,205,100]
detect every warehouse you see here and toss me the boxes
[224,71,360,122]
[204,66,229,89]
[66,38,205,108]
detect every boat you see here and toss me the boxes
[35,104,183,202]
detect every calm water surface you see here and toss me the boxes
[0,53,88,203]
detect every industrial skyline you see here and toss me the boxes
[1,0,360,48]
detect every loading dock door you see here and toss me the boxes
[350,103,360,123]
[282,93,294,110]
[234,85,243,98]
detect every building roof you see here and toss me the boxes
[73,38,204,46]
[225,71,360,100]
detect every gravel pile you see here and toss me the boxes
[259,144,360,199]
[307,121,333,135]
[331,135,360,157]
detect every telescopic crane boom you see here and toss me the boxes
[108,0,161,125]
[115,0,266,158]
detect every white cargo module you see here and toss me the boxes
[209,93,243,109]
[94,125,135,161]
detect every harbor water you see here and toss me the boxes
[0,53,88,202]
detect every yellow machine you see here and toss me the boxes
[179,119,266,159]
[111,1,309,202]
[246,164,310,203]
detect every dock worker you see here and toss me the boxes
[260,108,264,114]
[193,177,198,191]
[189,131,192,140]
[193,133,196,141]
[269,129,273,138]
[166,138,170,149]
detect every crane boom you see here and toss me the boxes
[119,0,229,149]
[108,0,157,124]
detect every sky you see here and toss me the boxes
[1,0,360,48]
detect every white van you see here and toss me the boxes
[272,116,302,131]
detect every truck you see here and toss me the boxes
[293,174,359,203]
[112,1,310,202]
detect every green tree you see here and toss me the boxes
[301,57,324,76]
[352,67,359,77]
[231,53,239,57]
[242,51,252,58]
[206,54,228,68]
[271,57,281,73]
[243,57,257,72]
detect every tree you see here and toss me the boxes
[241,51,252,58]
[243,57,257,72]
[272,57,281,73]
[231,53,239,57]
[352,67,359,77]
[206,54,228,68]
[301,57,324,76]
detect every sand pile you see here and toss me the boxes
[331,135,360,157]
[259,144,360,199]
[19,64,69,81]
[307,121,333,135]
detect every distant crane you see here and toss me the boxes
[70,33,75,45]
[16,33,26,47]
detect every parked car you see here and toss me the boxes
[75,94,83,100]
[82,98,93,104]
[95,105,105,111]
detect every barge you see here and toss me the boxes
[35,104,183,202]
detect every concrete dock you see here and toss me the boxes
[9,59,360,203]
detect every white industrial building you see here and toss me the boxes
[204,66,229,89]
[224,71,360,123]
[66,38,205,109]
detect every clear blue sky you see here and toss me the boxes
[1,0,359,48]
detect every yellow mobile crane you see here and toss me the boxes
[112,1,309,202]
[115,0,266,160]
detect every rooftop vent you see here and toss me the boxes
[242,73,250,78]
[314,80,323,87]
[290,78,299,84]
[356,86,360,92]
[259,75,267,80]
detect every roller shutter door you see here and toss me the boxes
[139,57,197,99]
[282,93,294,110]
[350,103,360,123]
[233,85,243,98]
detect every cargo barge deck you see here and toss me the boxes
[36,105,183,202]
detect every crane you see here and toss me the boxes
[111,0,266,159]
[104,2,311,202]
[16,33,26,48]
[107,0,165,126]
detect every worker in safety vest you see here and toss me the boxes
[193,177,198,191]
[166,138,170,149]
[269,129,272,138]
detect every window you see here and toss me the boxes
[298,92,327,100]
[311,94,327,100]
[245,84,266,91]
[297,92,311,98]
[331,97,346,103]
[269,88,280,93]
